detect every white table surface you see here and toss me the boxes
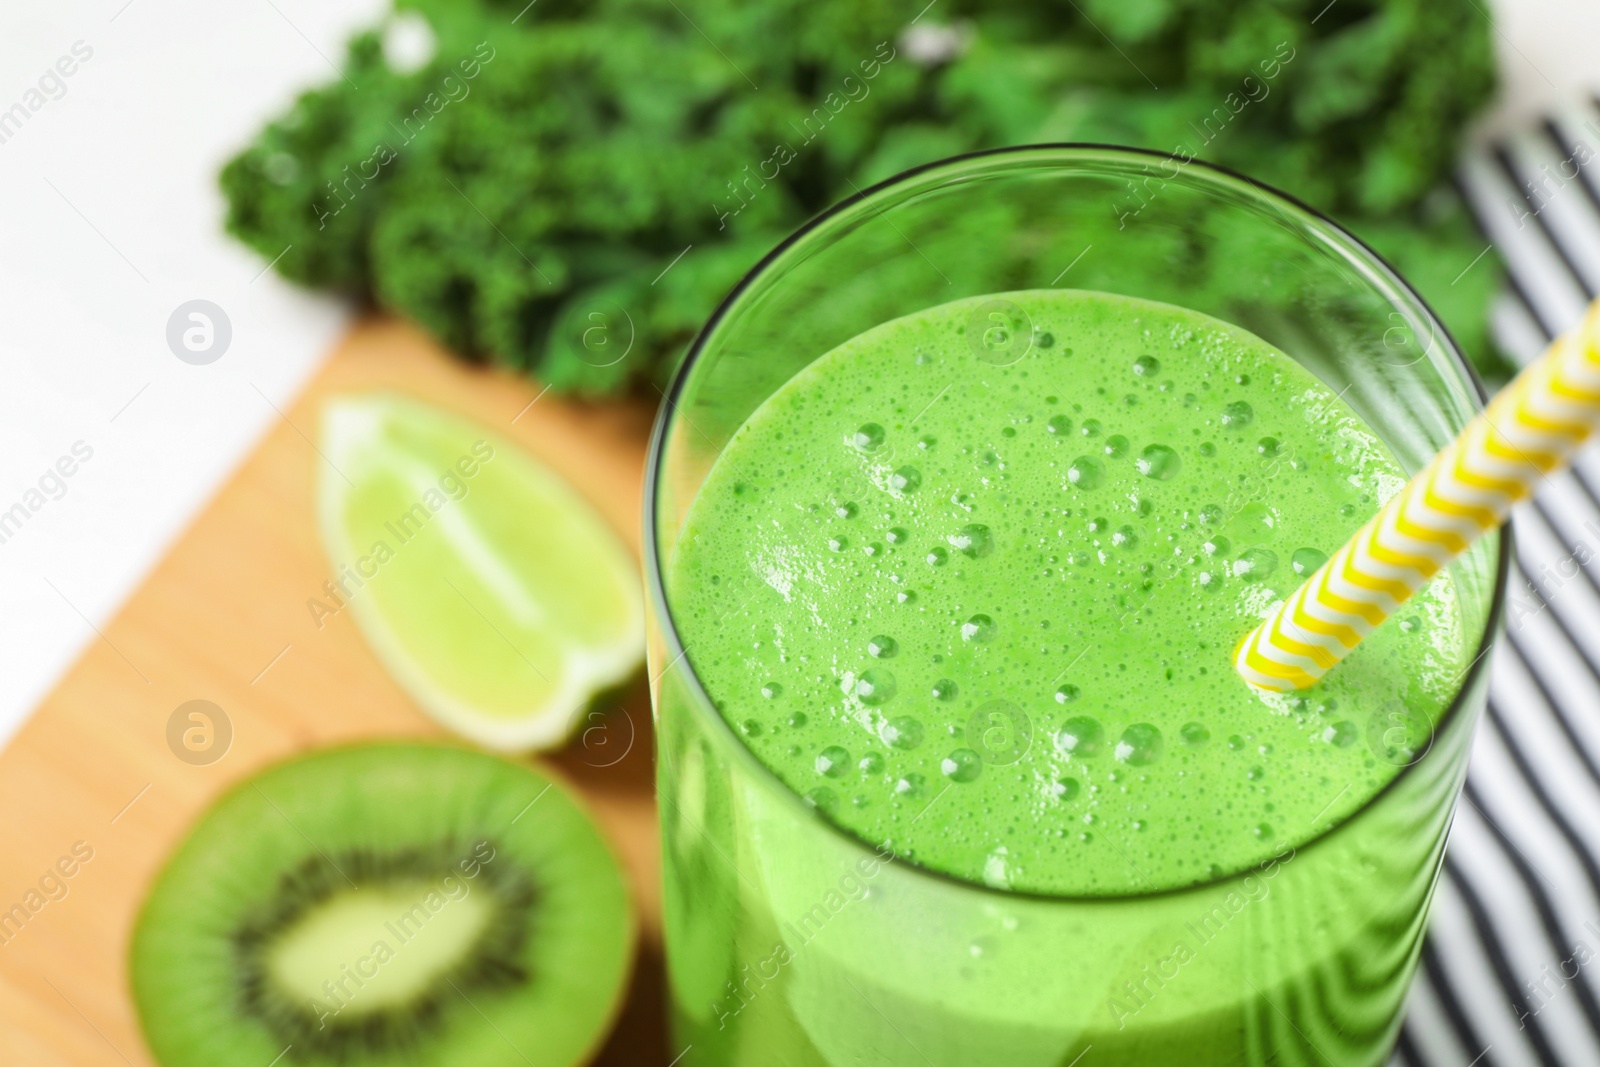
[0,0,1595,745]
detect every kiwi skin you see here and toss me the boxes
[130,742,635,1067]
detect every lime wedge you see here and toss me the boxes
[317,393,644,751]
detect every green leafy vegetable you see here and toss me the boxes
[222,0,1507,393]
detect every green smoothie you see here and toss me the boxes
[659,289,1473,1065]
[671,288,1466,897]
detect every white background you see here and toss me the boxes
[0,0,1595,744]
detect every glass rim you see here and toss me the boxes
[642,143,1511,905]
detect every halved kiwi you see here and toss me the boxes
[131,743,634,1067]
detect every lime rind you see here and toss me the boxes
[317,393,644,751]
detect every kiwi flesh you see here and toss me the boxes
[131,743,634,1067]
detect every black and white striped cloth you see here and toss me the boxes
[1393,97,1600,1067]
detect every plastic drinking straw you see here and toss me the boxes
[1236,299,1600,692]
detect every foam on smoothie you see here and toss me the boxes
[671,290,1467,896]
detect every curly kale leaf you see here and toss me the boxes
[221,0,1507,394]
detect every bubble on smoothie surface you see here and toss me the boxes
[1291,547,1329,576]
[806,787,838,810]
[816,746,850,778]
[1055,716,1104,758]
[1136,444,1180,480]
[1220,401,1254,428]
[890,466,922,493]
[983,848,1012,889]
[880,716,925,750]
[1116,724,1164,765]
[852,422,886,451]
[1324,721,1360,747]
[948,524,993,558]
[855,669,896,705]
[1233,548,1279,581]
[1068,456,1104,489]
[941,748,983,783]
[960,614,996,642]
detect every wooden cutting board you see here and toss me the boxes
[0,318,670,1065]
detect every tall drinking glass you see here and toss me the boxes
[643,146,1506,1066]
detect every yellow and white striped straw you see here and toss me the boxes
[1236,299,1600,692]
